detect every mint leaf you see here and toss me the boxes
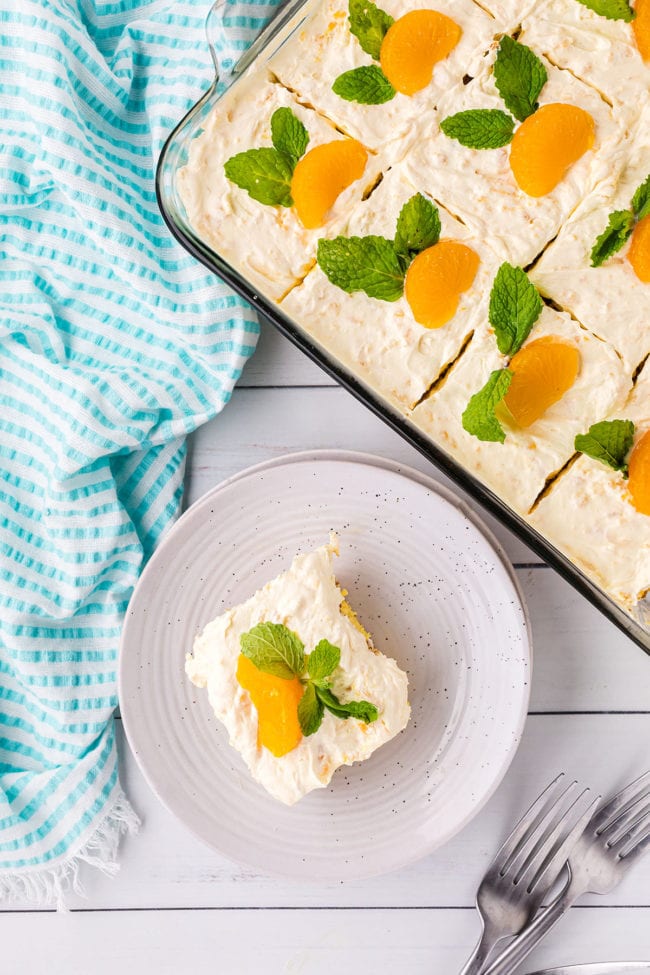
[574,419,635,475]
[574,0,635,21]
[348,0,394,60]
[632,174,650,221]
[307,640,341,680]
[493,36,548,122]
[240,622,305,679]
[394,193,441,258]
[224,147,294,207]
[316,686,379,724]
[462,368,513,443]
[333,65,396,104]
[590,209,635,267]
[297,682,325,736]
[317,235,405,301]
[440,109,515,149]
[489,263,543,356]
[270,107,309,164]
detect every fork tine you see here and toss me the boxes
[620,821,650,862]
[609,803,650,855]
[592,770,650,834]
[524,791,601,893]
[501,779,580,879]
[600,790,650,844]
[490,773,567,871]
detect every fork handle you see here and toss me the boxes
[459,927,504,975]
[482,887,579,975]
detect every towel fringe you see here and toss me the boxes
[0,791,140,911]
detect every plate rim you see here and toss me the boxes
[119,448,533,878]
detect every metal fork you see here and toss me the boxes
[526,966,650,974]
[459,775,600,975]
[485,770,650,975]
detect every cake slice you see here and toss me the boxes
[530,102,650,373]
[410,293,632,515]
[268,0,497,155]
[520,0,650,123]
[185,535,410,805]
[402,39,628,267]
[177,77,382,300]
[529,363,650,611]
[280,165,503,411]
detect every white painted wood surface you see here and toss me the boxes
[11,322,650,972]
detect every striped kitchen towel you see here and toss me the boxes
[0,0,276,905]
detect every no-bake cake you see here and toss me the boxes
[177,0,650,615]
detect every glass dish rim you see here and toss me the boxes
[154,0,650,655]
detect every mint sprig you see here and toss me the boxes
[590,210,635,267]
[297,683,324,736]
[632,175,650,221]
[574,419,635,475]
[574,0,635,21]
[240,621,306,679]
[440,109,515,149]
[224,108,309,207]
[489,262,543,356]
[331,0,396,104]
[348,0,394,60]
[239,623,379,741]
[271,107,309,164]
[224,148,294,207]
[315,686,379,724]
[462,368,513,443]
[317,235,405,301]
[493,36,547,123]
[317,193,443,301]
[333,65,396,104]
[394,192,441,259]
[462,265,542,443]
[307,639,341,681]
[591,173,650,268]
[441,37,553,152]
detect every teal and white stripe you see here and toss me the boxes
[0,0,271,900]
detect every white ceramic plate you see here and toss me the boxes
[119,450,531,880]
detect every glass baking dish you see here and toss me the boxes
[156,0,650,654]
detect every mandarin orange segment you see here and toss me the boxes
[236,654,304,757]
[379,10,462,96]
[509,103,595,198]
[633,0,650,62]
[404,240,480,328]
[503,336,580,428]
[628,430,650,515]
[290,139,368,229]
[628,214,650,283]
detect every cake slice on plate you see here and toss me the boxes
[185,534,411,805]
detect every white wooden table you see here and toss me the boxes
[7,322,650,974]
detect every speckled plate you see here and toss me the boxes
[119,450,531,880]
